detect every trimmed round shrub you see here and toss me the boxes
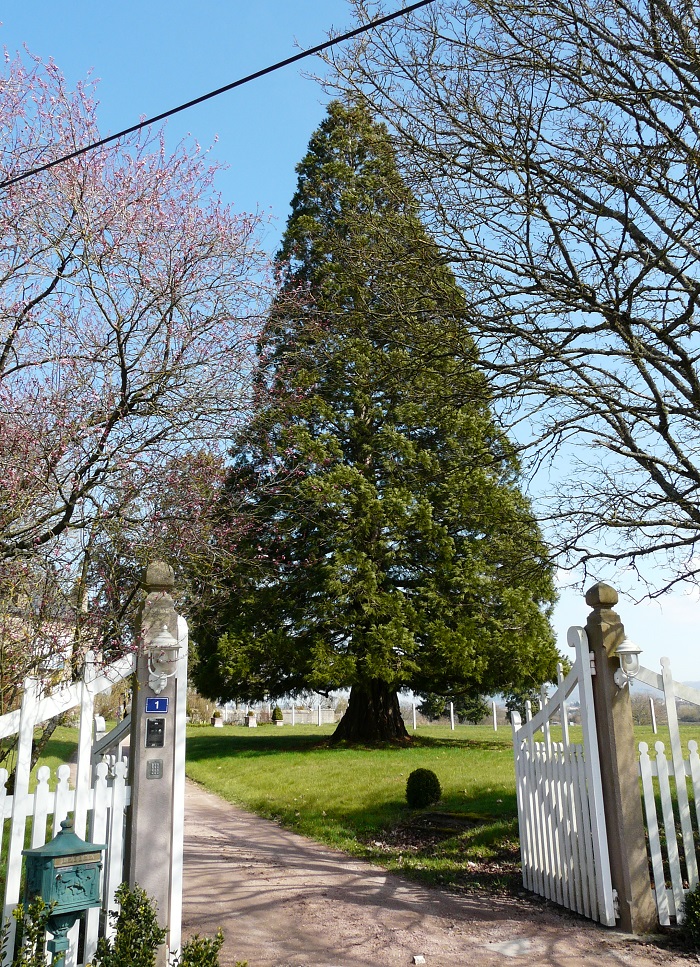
[271,705,283,722]
[406,768,441,809]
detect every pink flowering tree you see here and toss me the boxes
[0,51,270,723]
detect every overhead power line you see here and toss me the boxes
[1,0,435,190]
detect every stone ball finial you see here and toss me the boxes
[143,561,175,592]
[585,581,618,609]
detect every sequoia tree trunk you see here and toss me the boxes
[330,679,410,744]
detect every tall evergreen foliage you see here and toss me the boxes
[193,101,560,742]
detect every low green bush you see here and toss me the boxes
[90,884,166,967]
[175,931,226,967]
[406,768,441,809]
[89,884,232,967]
[0,896,52,967]
[682,882,700,950]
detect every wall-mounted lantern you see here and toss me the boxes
[613,637,643,688]
[147,624,180,694]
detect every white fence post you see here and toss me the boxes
[570,625,615,926]
[2,677,41,964]
[74,653,97,839]
[662,659,698,890]
[412,703,417,730]
[449,702,455,730]
[493,701,498,731]
[104,761,129,938]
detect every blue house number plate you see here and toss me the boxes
[145,697,169,713]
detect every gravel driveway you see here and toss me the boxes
[182,779,688,967]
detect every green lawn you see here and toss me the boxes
[185,724,522,892]
[32,726,79,789]
[0,726,79,791]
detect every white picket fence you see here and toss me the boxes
[511,626,616,926]
[0,652,134,967]
[636,658,700,925]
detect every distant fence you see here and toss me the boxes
[219,707,336,726]
[216,703,509,729]
[401,702,507,731]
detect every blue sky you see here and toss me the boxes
[2,1,698,681]
[1,1,349,250]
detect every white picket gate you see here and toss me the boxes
[511,625,616,926]
[0,651,135,966]
[636,658,700,925]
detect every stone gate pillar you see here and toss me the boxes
[585,582,657,933]
[126,561,187,965]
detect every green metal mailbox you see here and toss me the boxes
[23,818,106,960]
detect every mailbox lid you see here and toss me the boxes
[22,818,106,862]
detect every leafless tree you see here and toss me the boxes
[332,0,700,593]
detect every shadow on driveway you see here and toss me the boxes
[182,780,683,967]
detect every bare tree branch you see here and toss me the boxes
[331,0,700,590]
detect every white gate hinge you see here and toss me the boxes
[589,651,596,676]
[612,889,620,919]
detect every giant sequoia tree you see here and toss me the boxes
[193,101,560,742]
